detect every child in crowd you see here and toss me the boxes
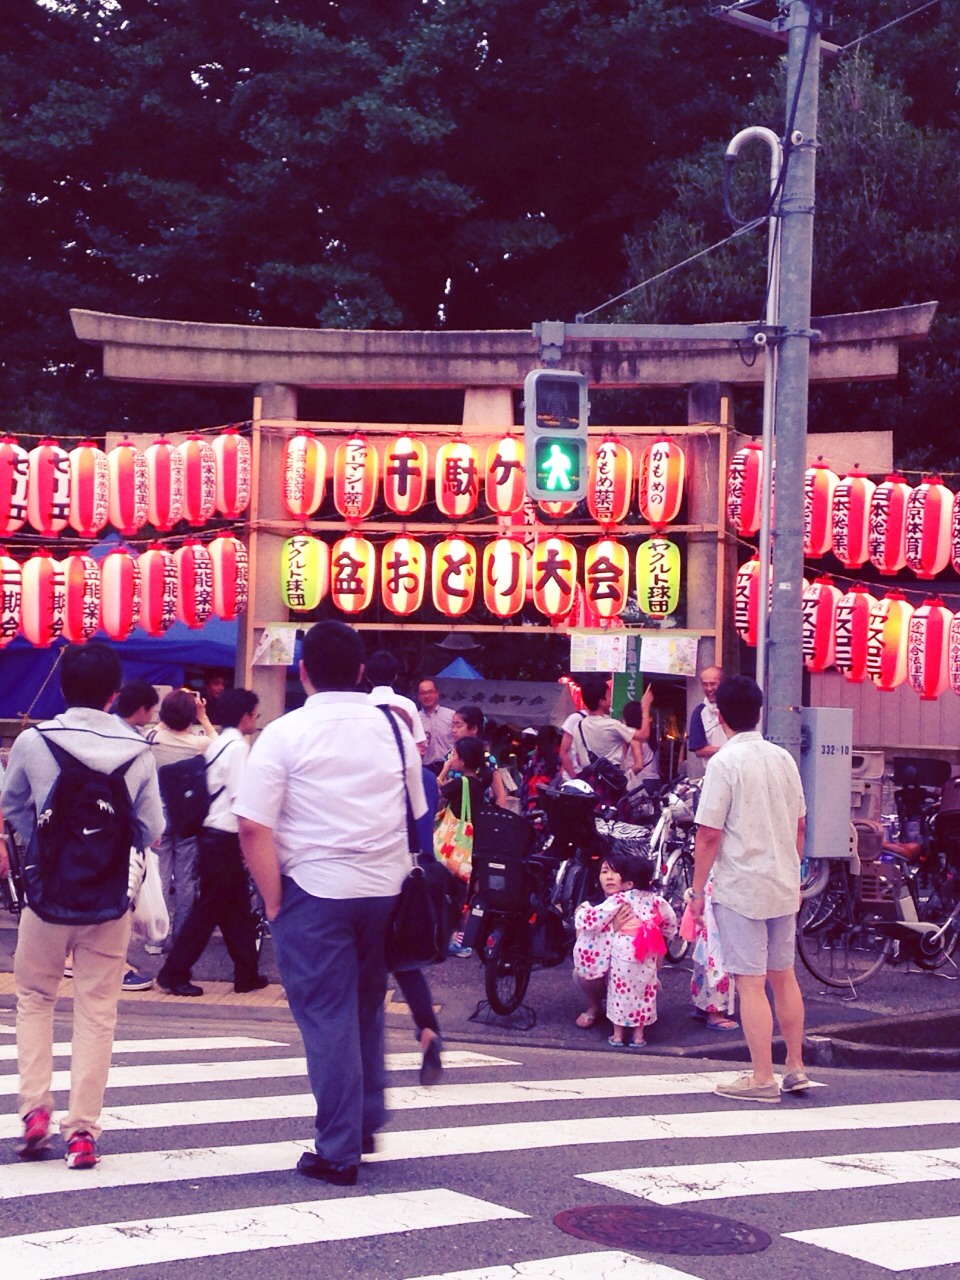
[573,849,677,1048]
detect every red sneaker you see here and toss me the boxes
[65,1130,99,1170]
[16,1107,51,1160]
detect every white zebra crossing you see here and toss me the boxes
[407,1256,703,1279]
[785,1216,960,1272]
[0,1035,287,1062]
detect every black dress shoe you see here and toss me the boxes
[420,1034,443,1087]
[296,1152,359,1186]
[234,975,270,994]
[361,1133,377,1155]
[158,980,204,997]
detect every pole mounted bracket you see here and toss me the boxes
[747,323,786,349]
[534,321,566,365]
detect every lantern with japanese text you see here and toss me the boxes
[68,441,109,539]
[20,551,65,648]
[99,548,140,642]
[538,499,577,518]
[949,613,960,697]
[383,435,428,516]
[282,432,326,519]
[60,552,101,644]
[834,584,875,684]
[584,539,630,619]
[482,537,527,617]
[177,434,216,527]
[212,427,251,518]
[907,596,952,701]
[869,475,910,576]
[801,576,841,672]
[532,537,577,619]
[905,476,954,579]
[435,441,479,519]
[0,549,21,646]
[831,469,875,570]
[330,535,375,613]
[734,556,765,647]
[107,441,148,536]
[803,458,839,558]
[209,534,249,621]
[866,590,914,692]
[144,437,184,531]
[636,537,681,618]
[0,437,28,536]
[638,437,685,527]
[138,545,178,637]
[333,435,378,522]
[381,536,426,616]
[727,442,763,537]
[432,537,477,617]
[27,439,70,535]
[485,435,526,515]
[587,439,632,526]
[174,540,214,630]
[282,535,329,613]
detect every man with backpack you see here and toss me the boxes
[1,642,164,1168]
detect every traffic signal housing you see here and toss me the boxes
[523,369,588,502]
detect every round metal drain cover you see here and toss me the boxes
[554,1204,771,1256]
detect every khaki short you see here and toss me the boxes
[712,903,796,976]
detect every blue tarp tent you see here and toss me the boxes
[436,656,482,680]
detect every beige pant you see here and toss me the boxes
[15,907,131,1140]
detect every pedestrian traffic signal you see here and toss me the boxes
[523,369,588,502]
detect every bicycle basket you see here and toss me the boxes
[474,853,531,912]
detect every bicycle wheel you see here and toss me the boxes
[797,868,893,987]
[662,851,693,963]
[484,925,533,1015]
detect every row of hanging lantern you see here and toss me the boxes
[281,533,682,621]
[728,444,960,579]
[0,430,251,539]
[282,431,687,526]
[735,557,960,699]
[0,536,248,649]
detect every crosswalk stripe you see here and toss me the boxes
[580,1145,960,1203]
[406,1252,704,1279]
[0,1035,287,1063]
[785,1214,960,1271]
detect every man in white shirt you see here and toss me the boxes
[237,621,427,1188]
[559,675,647,778]
[366,650,426,755]
[156,689,265,998]
[692,675,809,1104]
[686,666,726,776]
[417,678,455,769]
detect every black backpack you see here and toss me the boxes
[23,736,140,926]
[156,746,226,839]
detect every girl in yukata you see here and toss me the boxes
[573,849,677,1048]
[687,878,738,1030]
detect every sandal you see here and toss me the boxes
[607,1035,629,1048]
[576,1009,601,1029]
[706,1017,739,1031]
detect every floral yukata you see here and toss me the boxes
[574,890,678,1028]
[690,878,736,1016]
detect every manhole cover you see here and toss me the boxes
[554,1204,771,1256]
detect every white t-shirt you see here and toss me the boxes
[204,728,248,834]
[573,714,634,766]
[234,692,427,899]
[367,687,426,746]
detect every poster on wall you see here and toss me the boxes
[639,634,699,677]
[569,630,629,673]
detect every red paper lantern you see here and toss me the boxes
[802,576,842,672]
[538,499,577,518]
[138,545,178,637]
[330,535,375,613]
[532,536,578,618]
[60,552,101,644]
[381,536,426,616]
[583,539,630,619]
[212,427,251,518]
[869,474,910,576]
[282,431,326,519]
[905,476,954,579]
[0,549,22,647]
[107,440,148,536]
[100,548,141,642]
[27,439,70,535]
[727,442,763,537]
[638,437,685,526]
[735,555,766,647]
[0,437,28,536]
[831,470,875,570]
[432,537,477,617]
[68,442,109,539]
[587,438,632,526]
[333,435,378,521]
[282,535,329,613]
[907,596,952,700]
[208,534,248,621]
[482,537,527,617]
[144,438,184,532]
[383,436,428,516]
[803,458,839,558]
[834,585,875,684]
[177,434,216,528]
[485,435,526,516]
[20,551,64,648]
[435,441,479,519]
[866,590,914,691]
[174,540,214,630]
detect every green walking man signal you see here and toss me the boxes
[523,369,589,502]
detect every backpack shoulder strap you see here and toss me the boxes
[378,705,418,853]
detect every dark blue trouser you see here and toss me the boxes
[270,877,396,1167]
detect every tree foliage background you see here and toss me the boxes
[1,0,957,461]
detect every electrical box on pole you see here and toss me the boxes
[523,369,589,502]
